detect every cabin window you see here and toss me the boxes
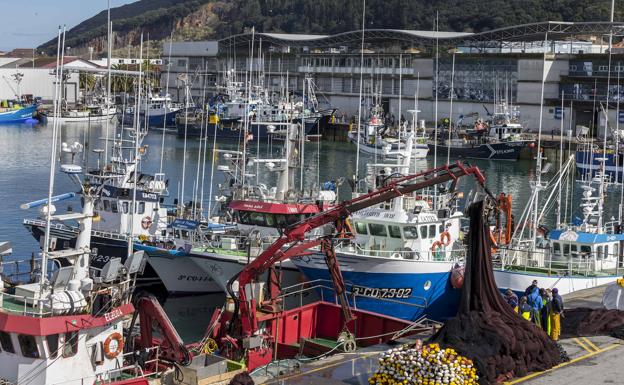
[122,202,129,214]
[354,222,368,235]
[111,201,118,213]
[403,226,419,239]
[388,225,402,239]
[46,334,59,358]
[18,335,39,358]
[597,246,604,259]
[429,225,437,238]
[615,244,620,259]
[439,224,444,234]
[249,212,266,226]
[563,244,570,256]
[62,332,78,358]
[570,244,578,255]
[138,202,145,215]
[95,200,103,211]
[103,200,111,212]
[581,245,591,255]
[274,214,287,227]
[420,226,428,239]
[0,331,14,353]
[264,214,276,227]
[604,245,609,259]
[368,223,388,237]
[553,242,561,255]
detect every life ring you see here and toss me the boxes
[431,241,443,252]
[440,231,451,246]
[104,332,124,359]
[141,216,152,230]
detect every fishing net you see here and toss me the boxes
[561,307,624,339]
[430,200,561,384]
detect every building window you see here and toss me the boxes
[0,331,14,353]
[569,64,577,71]
[177,59,187,67]
[46,334,59,359]
[62,332,79,358]
[18,335,40,358]
[598,65,609,72]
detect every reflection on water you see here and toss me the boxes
[0,121,608,342]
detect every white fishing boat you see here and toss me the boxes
[47,96,117,123]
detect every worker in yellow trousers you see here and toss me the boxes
[550,288,564,341]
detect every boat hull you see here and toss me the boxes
[291,252,461,322]
[0,105,37,123]
[24,220,221,295]
[575,151,623,180]
[494,268,620,296]
[177,118,318,140]
[428,140,527,160]
[119,110,181,128]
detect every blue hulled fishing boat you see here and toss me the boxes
[0,104,37,123]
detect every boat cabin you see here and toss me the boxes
[548,229,624,272]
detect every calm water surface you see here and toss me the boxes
[0,121,616,341]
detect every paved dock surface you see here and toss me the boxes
[257,284,624,385]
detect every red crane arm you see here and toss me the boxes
[232,161,487,336]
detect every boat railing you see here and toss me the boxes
[23,218,130,242]
[277,278,429,311]
[0,277,134,318]
[98,346,161,384]
[497,246,623,277]
[351,244,465,262]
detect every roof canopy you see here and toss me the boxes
[219,21,624,51]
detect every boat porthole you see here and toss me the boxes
[424,280,432,291]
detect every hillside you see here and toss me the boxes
[38,0,622,56]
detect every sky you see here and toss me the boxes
[0,0,137,52]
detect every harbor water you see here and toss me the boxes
[0,121,619,342]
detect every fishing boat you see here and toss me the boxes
[0,103,38,123]
[47,96,116,123]
[291,137,491,322]
[119,92,184,128]
[429,100,532,161]
[495,156,624,296]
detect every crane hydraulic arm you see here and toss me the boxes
[229,161,488,338]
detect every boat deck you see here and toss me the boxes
[253,284,624,385]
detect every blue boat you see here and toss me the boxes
[575,150,623,181]
[0,104,37,123]
[118,93,184,128]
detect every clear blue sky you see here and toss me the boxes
[0,0,136,51]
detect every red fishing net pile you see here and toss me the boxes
[430,201,561,384]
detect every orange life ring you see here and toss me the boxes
[141,216,152,230]
[431,241,443,252]
[440,231,451,246]
[104,332,124,359]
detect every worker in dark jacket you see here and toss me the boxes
[504,288,519,312]
[519,296,532,321]
[540,288,552,335]
[524,279,538,297]
[551,288,564,341]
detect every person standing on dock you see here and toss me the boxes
[504,288,519,312]
[551,288,564,341]
[527,285,543,327]
[540,288,552,335]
